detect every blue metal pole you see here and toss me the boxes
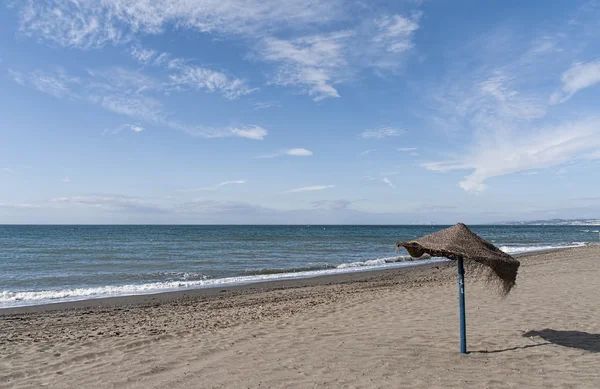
[457,258,467,354]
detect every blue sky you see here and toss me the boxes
[1,0,600,224]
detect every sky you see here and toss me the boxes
[1,0,600,224]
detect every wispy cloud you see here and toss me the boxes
[258,31,352,101]
[0,202,38,209]
[422,10,600,191]
[359,127,405,139]
[181,125,268,140]
[1,167,17,174]
[10,68,267,140]
[178,180,246,192]
[104,123,145,135]
[550,60,600,104]
[51,195,165,213]
[61,177,70,183]
[312,199,352,210]
[169,63,256,100]
[397,147,417,152]
[92,95,166,124]
[8,68,79,98]
[287,148,313,156]
[256,12,420,101]
[15,0,342,48]
[367,14,421,69]
[423,119,600,191]
[253,101,281,110]
[12,2,421,102]
[256,148,313,158]
[130,46,157,64]
[360,149,376,155]
[382,177,396,189]
[285,185,334,193]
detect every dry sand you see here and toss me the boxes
[1,245,600,388]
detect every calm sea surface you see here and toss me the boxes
[1,225,595,308]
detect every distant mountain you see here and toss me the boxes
[500,219,600,226]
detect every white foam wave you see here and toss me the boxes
[499,242,586,254]
[2,242,584,309]
[336,254,431,269]
[1,256,447,309]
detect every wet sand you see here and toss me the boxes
[2,246,600,388]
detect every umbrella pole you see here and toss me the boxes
[457,257,467,354]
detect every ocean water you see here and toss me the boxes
[0,225,594,309]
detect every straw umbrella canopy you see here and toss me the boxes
[396,223,520,295]
[396,223,521,354]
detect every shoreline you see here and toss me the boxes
[2,245,599,388]
[0,260,446,315]
[0,245,576,316]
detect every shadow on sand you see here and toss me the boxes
[472,329,600,354]
[472,342,550,354]
[523,329,600,353]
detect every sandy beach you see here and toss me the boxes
[2,245,599,388]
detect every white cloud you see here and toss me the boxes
[372,14,419,54]
[359,127,405,139]
[15,0,342,48]
[86,67,160,94]
[61,177,70,183]
[397,147,417,152]
[10,68,267,140]
[477,73,546,121]
[312,199,352,210]
[129,46,256,100]
[259,31,352,101]
[105,124,145,135]
[8,68,79,98]
[285,185,335,193]
[256,148,313,158]
[12,2,421,102]
[93,95,166,124]
[257,13,420,101]
[169,63,255,100]
[420,14,600,192]
[253,101,281,110]
[423,119,600,191]
[230,126,268,140]
[360,149,376,155]
[181,125,268,140]
[0,202,38,209]
[51,195,164,212]
[382,177,396,188]
[286,148,313,156]
[2,167,17,174]
[130,46,157,63]
[551,60,600,104]
[218,180,245,187]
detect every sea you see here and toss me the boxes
[1,225,596,309]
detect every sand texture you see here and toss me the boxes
[2,245,600,388]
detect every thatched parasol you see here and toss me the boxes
[396,223,520,354]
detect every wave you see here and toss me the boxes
[245,265,336,275]
[1,256,447,309]
[499,242,586,254]
[1,242,586,309]
[336,254,430,269]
